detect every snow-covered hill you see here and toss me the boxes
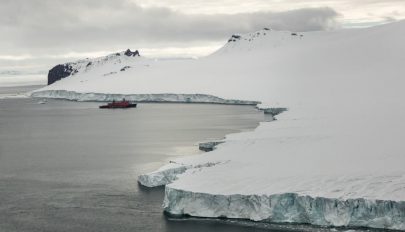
[47,49,141,85]
[32,21,405,230]
[213,28,304,55]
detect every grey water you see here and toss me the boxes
[0,86,276,232]
[0,86,384,232]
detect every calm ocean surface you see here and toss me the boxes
[0,86,276,232]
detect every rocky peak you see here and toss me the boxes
[47,49,142,85]
[48,64,76,85]
[228,34,242,43]
[124,49,140,57]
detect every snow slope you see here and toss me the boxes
[32,21,405,230]
[46,49,142,85]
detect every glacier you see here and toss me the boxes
[163,187,405,230]
[30,90,260,105]
[31,21,405,230]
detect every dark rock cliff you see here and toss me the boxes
[124,49,140,57]
[47,64,76,85]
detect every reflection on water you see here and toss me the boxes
[0,88,274,232]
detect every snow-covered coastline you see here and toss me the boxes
[163,187,405,230]
[138,113,405,230]
[140,120,405,230]
[30,90,260,105]
[31,21,405,230]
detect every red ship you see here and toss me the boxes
[99,99,137,109]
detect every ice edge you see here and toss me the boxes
[138,161,224,188]
[30,90,260,105]
[138,104,405,231]
[163,187,405,230]
[30,90,405,230]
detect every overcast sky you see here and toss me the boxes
[0,0,404,81]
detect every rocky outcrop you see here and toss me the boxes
[228,34,242,43]
[47,49,141,85]
[47,64,77,85]
[124,49,140,57]
[120,66,131,71]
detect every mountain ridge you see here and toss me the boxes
[47,49,141,85]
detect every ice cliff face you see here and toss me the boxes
[31,90,259,105]
[163,187,405,230]
[47,49,141,85]
[198,141,224,152]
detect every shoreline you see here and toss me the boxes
[138,111,405,231]
[7,86,405,230]
[139,120,405,231]
[27,88,405,231]
[30,90,261,106]
[0,95,272,232]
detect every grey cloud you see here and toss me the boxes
[0,0,340,56]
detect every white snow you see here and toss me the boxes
[32,21,405,230]
[138,161,224,188]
